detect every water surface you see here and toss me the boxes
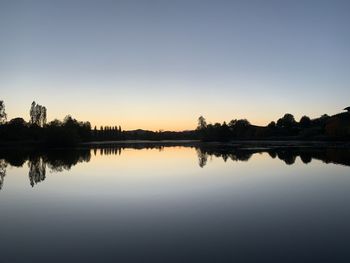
[1,145,350,262]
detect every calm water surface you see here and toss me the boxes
[1,146,350,262]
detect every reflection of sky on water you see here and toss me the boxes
[1,147,350,262]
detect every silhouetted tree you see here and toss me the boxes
[1,118,29,141]
[42,106,47,126]
[312,114,330,127]
[0,100,7,124]
[9,117,26,126]
[267,121,276,129]
[44,115,91,146]
[228,119,237,127]
[232,119,252,139]
[235,119,250,127]
[197,116,207,130]
[30,101,36,124]
[299,116,311,128]
[30,101,47,127]
[49,119,62,127]
[277,113,296,129]
[219,122,230,141]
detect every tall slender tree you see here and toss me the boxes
[29,101,47,127]
[197,116,207,130]
[0,100,7,124]
[30,101,36,124]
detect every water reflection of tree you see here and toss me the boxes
[28,157,46,187]
[92,145,164,156]
[196,147,253,167]
[1,146,350,189]
[195,146,350,168]
[98,147,123,156]
[277,151,297,165]
[27,150,92,187]
[0,159,7,190]
[0,149,91,190]
[196,149,208,168]
[45,150,91,172]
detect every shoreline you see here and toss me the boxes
[82,140,350,148]
[0,139,350,149]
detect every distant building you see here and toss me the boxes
[344,107,350,113]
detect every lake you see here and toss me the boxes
[1,145,350,263]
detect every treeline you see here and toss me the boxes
[122,129,197,140]
[0,115,92,146]
[0,100,196,146]
[0,100,92,146]
[197,109,350,141]
[92,126,123,141]
[1,99,350,146]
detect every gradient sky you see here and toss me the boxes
[1,0,349,131]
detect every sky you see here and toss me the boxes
[1,0,349,131]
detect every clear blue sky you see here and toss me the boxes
[1,0,349,130]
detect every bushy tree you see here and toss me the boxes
[277,113,296,128]
[45,115,91,146]
[235,119,250,128]
[267,121,276,129]
[228,119,237,127]
[299,116,311,128]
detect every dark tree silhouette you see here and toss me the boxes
[197,116,207,130]
[0,100,7,124]
[267,121,276,129]
[299,116,311,128]
[235,119,250,128]
[9,117,26,126]
[277,113,296,128]
[228,119,237,127]
[30,101,47,127]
